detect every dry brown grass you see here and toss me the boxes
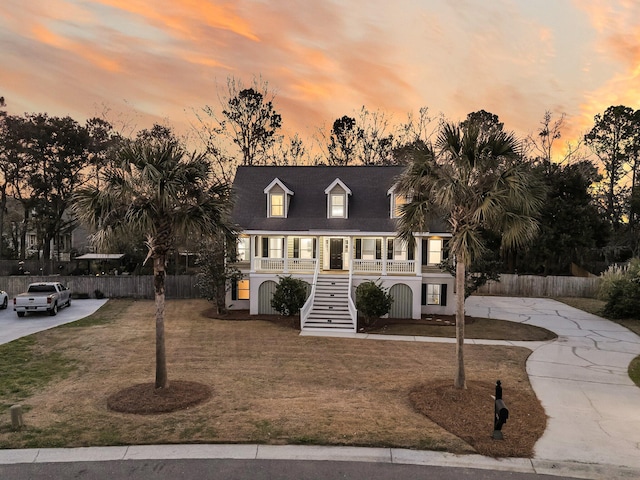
[0,299,545,456]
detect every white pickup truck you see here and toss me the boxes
[13,282,72,317]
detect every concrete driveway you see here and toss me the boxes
[465,296,640,472]
[0,298,109,345]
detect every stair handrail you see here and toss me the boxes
[300,258,320,329]
[347,260,357,332]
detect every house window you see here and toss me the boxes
[362,238,376,260]
[300,238,314,259]
[269,237,283,258]
[427,284,441,304]
[330,193,345,218]
[421,284,447,306]
[393,238,406,260]
[232,279,250,300]
[324,179,351,218]
[270,193,284,217]
[260,237,285,258]
[393,193,409,218]
[237,237,250,261]
[356,238,382,260]
[293,237,315,258]
[427,238,443,265]
[264,178,293,218]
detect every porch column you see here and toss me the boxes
[283,235,289,273]
[382,237,387,276]
[249,236,256,273]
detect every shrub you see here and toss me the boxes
[271,276,309,316]
[355,280,393,327]
[599,259,640,319]
[597,263,629,301]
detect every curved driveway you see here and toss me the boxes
[465,296,640,471]
[0,298,108,345]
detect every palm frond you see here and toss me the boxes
[73,138,236,258]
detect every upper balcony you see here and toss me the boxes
[252,257,416,275]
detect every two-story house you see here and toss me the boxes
[228,166,455,332]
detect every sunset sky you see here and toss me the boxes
[1,0,639,154]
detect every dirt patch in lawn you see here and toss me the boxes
[107,381,212,414]
[368,316,556,341]
[0,299,546,457]
[410,380,546,457]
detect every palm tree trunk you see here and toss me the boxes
[154,255,169,389]
[454,258,466,389]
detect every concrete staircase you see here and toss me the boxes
[302,275,355,331]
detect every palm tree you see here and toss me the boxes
[73,139,235,390]
[396,123,544,389]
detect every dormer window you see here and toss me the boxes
[388,185,411,218]
[264,178,293,218]
[270,192,284,217]
[393,193,409,218]
[324,179,351,219]
[330,193,345,217]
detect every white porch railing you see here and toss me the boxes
[352,259,416,275]
[385,260,415,274]
[254,258,415,275]
[254,258,317,273]
[347,262,357,331]
[300,258,320,328]
[288,258,317,272]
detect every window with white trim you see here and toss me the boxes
[330,193,345,218]
[427,284,441,305]
[392,193,409,218]
[237,237,250,261]
[362,238,376,260]
[269,237,283,258]
[300,238,314,259]
[427,238,443,265]
[355,238,382,260]
[270,192,284,217]
[393,238,407,260]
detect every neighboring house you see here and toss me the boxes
[229,166,455,332]
[24,218,90,261]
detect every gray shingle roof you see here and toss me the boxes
[230,165,449,233]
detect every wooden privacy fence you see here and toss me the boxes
[476,274,601,298]
[0,275,201,300]
[0,273,601,300]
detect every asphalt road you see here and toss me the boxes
[0,459,585,480]
[0,298,108,345]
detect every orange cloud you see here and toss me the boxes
[31,23,67,49]
[30,21,122,73]
[572,1,640,133]
[92,0,259,42]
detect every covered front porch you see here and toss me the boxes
[249,234,424,276]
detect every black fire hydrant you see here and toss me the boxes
[492,380,509,440]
